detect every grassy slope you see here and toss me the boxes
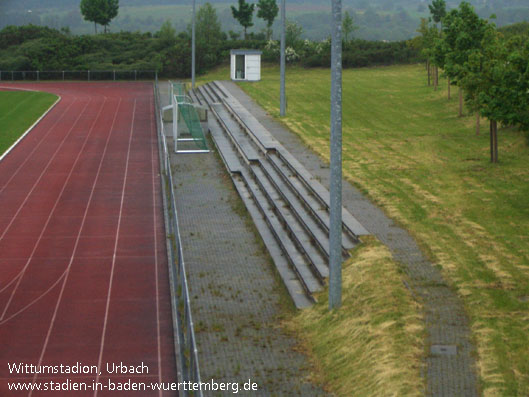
[0,90,57,156]
[225,64,529,396]
[286,237,424,396]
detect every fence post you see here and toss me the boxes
[0,71,2,81]
[113,70,116,81]
[37,70,39,81]
[88,70,90,81]
[62,71,65,81]
[134,70,137,81]
[11,71,14,81]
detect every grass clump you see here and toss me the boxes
[286,237,424,397]
[0,90,57,156]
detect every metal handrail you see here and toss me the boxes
[154,80,203,396]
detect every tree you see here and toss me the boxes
[80,0,101,34]
[286,19,303,49]
[99,0,119,33]
[461,31,529,162]
[194,3,223,73]
[416,17,439,86]
[441,2,489,119]
[428,0,447,29]
[257,0,278,40]
[80,0,119,34]
[155,20,177,51]
[231,0,255,39]
[342,11,357,43]
[428,0,446,90]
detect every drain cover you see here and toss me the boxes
[431,345,457,355]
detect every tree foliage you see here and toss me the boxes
[342,11,357,43]
[231,0,255,39]
[80,0,119,34]
[256,0,278,40]
[428,0,446,27]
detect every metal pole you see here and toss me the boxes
[279,0,286,116]
[329,0,343,310]
[191,0,196,89]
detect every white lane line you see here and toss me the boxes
[150,95,163,395]
[28,98,124,396]
[0,97,108,321]
[0,98,89,296]
[93,99,137,397]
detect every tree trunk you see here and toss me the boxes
[490,120,493,162]
[447,77,451,100]
[490,120,498,163]
[94,22,97,34]
[476,113,480,136]
[244,27,247,40]
[427,61,430,86]
[434,66,438,91]
[493,120,498,163]
[459,87,463,117]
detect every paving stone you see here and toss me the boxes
[159,82,324,396]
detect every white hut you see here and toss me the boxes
[230,49,262,81]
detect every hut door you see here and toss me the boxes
[235,55,245,79]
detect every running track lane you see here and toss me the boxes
[0,83,177,396]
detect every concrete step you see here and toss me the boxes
[212,81,369,240]
[195,88,322,301]
[251,164,328,281]
[232,174,313,309]
[211,92,329,279]
[259,158,333,261]
[243,168,322,296]
[211,104,260,162]
[267,153,358,251]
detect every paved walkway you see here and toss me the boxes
[222,81,479,397]
[161,83,323,396]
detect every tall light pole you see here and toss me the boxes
[329,0,343,310]
[192,0,196,89]
[279,0,286,116]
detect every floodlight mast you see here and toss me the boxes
[279,0,286,116]
[192,0,196,89]
[329,0,343,310]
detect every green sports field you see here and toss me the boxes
[0,90,58,156]
[201,63,529,396]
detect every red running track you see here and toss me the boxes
[0,83,177,396]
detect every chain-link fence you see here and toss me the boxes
[0,70,157,81]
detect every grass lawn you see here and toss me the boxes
[201,63,529,396]
[0,90,58,156]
